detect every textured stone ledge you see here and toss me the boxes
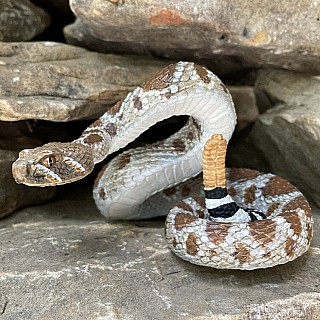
[0,187,319,319]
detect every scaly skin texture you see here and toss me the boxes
[12,62,313,269]
[12,142,94,186]
[165,135,313,270]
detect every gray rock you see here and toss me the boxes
[255,69,320,113]
[0,42,168,121]
[229,70,320,206]
[0,186,319,319]
[0,149,56,219]
[228,86,259,132]
[0,0,50,42]
[67,0,320,73]
[64,19,151,56]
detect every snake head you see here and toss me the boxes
[12,142,95,186]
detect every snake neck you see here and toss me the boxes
[74,62,236,165]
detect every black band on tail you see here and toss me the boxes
[205,187,228,199]
[208,202,240,218]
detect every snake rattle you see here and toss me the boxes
[12,62,313,270]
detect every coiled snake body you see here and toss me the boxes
[12,62,313,270]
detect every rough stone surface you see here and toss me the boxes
[229,70,320,206]
[64,19,247,77]
[0,149,56,219]
[67,0,320,73]
[0,186,319,319]
[228,86,259,132]
[0,0,50,42]
[255,69,320,113]
[0,42,168,122]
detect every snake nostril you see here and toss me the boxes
[12,160,31,184]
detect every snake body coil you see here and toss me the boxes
[12,62,313,270]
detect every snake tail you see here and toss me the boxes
[203,134,266,223]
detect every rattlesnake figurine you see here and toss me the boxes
[12,61,313,270]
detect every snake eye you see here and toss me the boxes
[41,155,56,168]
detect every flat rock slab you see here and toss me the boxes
[0,42,168,122]
[0,0,50,41]
[229,69,320,206]
[67,0,320,73]
[1,186,320,319]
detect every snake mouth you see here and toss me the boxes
[12,160,49,187]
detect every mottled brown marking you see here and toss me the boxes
[263,176,297,198]
[172,238,177,248]
[266,202,280,217]
[249,220,277,244]
[263,251,272,259]
[108,100,123,116]
[142,64,176,91]
[228,168,261,183]
[285,237,295,256]
[98,187,106,200]
[206,223,231,246]
[208,249,217,256]
[174,212,197,231]
[196,210,205,218]
[165,91,173,100]
[283,196,312,218]
[84,133,103,144]
[193,197,205,208]
[133,96,142,110]
[195,65,210,84]
[192,197,205,218]
[93,164,108,188]
[180,186,191,197]
[187,131,194,140]
[186,233,198,256]
[80,128,104,141]
[89,119,102,128]
[280,213,302,237]
[163,186,177,196]
[118,153,131,170]
[233,243,251,264]
[173,139,186,152]
[220,83,228,93]
[150,8,187,26]
[104,123,117,137]
[244,185,257,205]
[227,186,237,197]
[176,201,193,213]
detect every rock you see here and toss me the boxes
[64,19,151,56]
[229,70,320,206]
[255,69,320,113]
[0,0,50,42]
[0,186,319,318]
[0,149,56,219]
[0,42,168,121]
[228,86,259,131]
[67,0,320,73]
